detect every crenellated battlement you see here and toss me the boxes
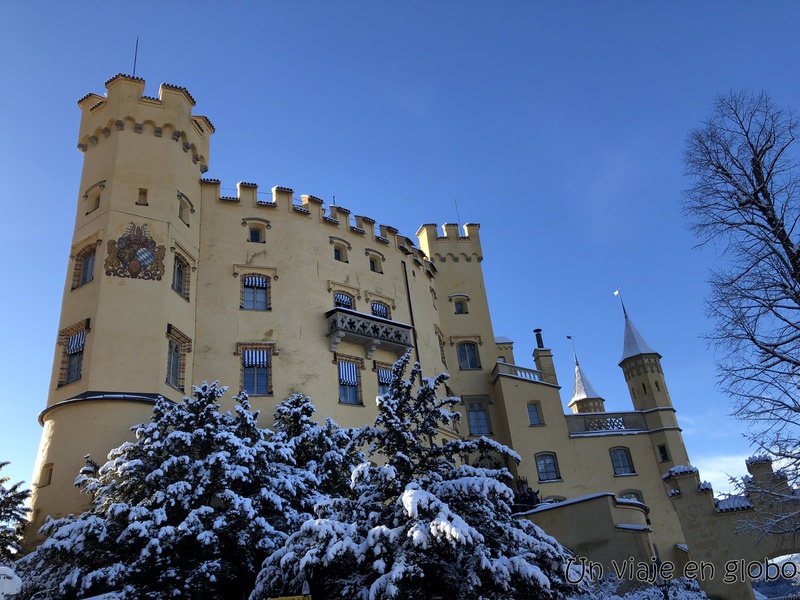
[199,178,437,274]
[416,222,483,263]
[76,75,212,175]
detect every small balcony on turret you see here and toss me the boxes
[565,412,647,436]
[325,307,413,359]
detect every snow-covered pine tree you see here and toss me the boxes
[0,462,30,563]
[271,394,364,504]
[17,382,313,600]
[253,352,580,600]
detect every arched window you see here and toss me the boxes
[457,342,481,370]
[371,301,390,319]
[334,291,354,309]
[172,254,190,300]
[535,452,561,482]
[454,299,468,314]
[242,275,270,311]
[610,447,636,475]
[72,244,96,289]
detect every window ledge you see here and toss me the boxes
[240,307,272,312]
[57,379,82,389]
[248,392,273,397]
[614,472,639,477]
[538,478,563,484]
[71,281,93,291]
[459,367,483,371]
[165,382,184,393]
[528,423,545,427]
[339,401,365,407]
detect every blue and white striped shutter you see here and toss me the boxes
[338,361,359,385]
[377,368,393,385]
[334,292,352,308]
[243,276,268,288]
[66,331,86,355]
[242,350,270,367]
[371,302,388,318]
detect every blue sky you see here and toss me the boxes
[2,2,799,494]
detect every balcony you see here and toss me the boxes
[565,412,647,436]
[325,307,413,359]
[491,361,545,383]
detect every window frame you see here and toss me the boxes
[336,354,363,405]
[457,341,481,370]
[610,447,636,476]
[57,320,89,387]
[72,244,97,289]
[333,291,355,310]
[618,490,644,503]
[172,254,190,300]
[527,403,543,426]
[241,274,271,311]
[465,397,492,436]
[165,324,192,393]
[535,452,561,482]
[371,301,390,319]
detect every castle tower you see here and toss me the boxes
[618,307,689,468]
[567,351,605,414]
[28,75,214,541]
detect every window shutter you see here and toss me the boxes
[242,350,270,367]
[377,368,393,385]
[66,331,86,355]
[338,361,359,385]
[243,275,268,288]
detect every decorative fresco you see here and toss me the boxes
[104,222,166,280]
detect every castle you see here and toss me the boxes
[29,74,795,600]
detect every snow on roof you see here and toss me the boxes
[746,454,773,465]
[662,465,699,480]
[568,354,603,405]
[620,314,659,363]
[675,543,689,554]
[517,492,615,515]
[698,481,713,492]
[614,524,653,533]
[494,336,514,344]
[715,495,754,512]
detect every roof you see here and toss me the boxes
[494,336,514,344]
[570,360,603,404]
[620,313,659,363]
[715,495,754,512]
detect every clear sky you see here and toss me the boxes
[2,2,799,496]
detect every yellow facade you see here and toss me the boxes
[30,75,778,598]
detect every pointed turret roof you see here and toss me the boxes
[571,358,602,403]
[620,311,659,363]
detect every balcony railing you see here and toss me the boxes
[325,307,413,359]
[565,412,647,435]
[492,361,544,383]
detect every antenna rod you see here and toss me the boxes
[132,36,139,77]
[454,199,461,225]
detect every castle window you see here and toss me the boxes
[242,275,270,311]
[249,227,263,243]
[337,356,362,405]
[334,244,348,262]
[178,197,192,226]
[166,339,181,389]
[334,292,354,309]
[465,397,491,436]
[376,362,393,397]
[369,257,380,272]
[72,245,96,289]
[371,301,390,319]
[654,380,661,392]
[535,452,561,482]
[38,463,53,488]
[527,403,542,426]
[83,180,105,215]
[619,490,644,503]
[137,188,148,206]
[610,447,636,476]
[657,444,670,463]
[242,349,271,396]
[457,342,481,370]
[454,300,468,314]
[165,324,192,392]
[172,255,190,300]
[57,320,90,387]
[436,329,447,368]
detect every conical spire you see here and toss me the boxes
[571,353,602,403]
[568,347,605,413]
[620,313,658,363]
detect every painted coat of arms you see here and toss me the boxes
[104,222,166,280]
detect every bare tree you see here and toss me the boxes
[684,90,800,535]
